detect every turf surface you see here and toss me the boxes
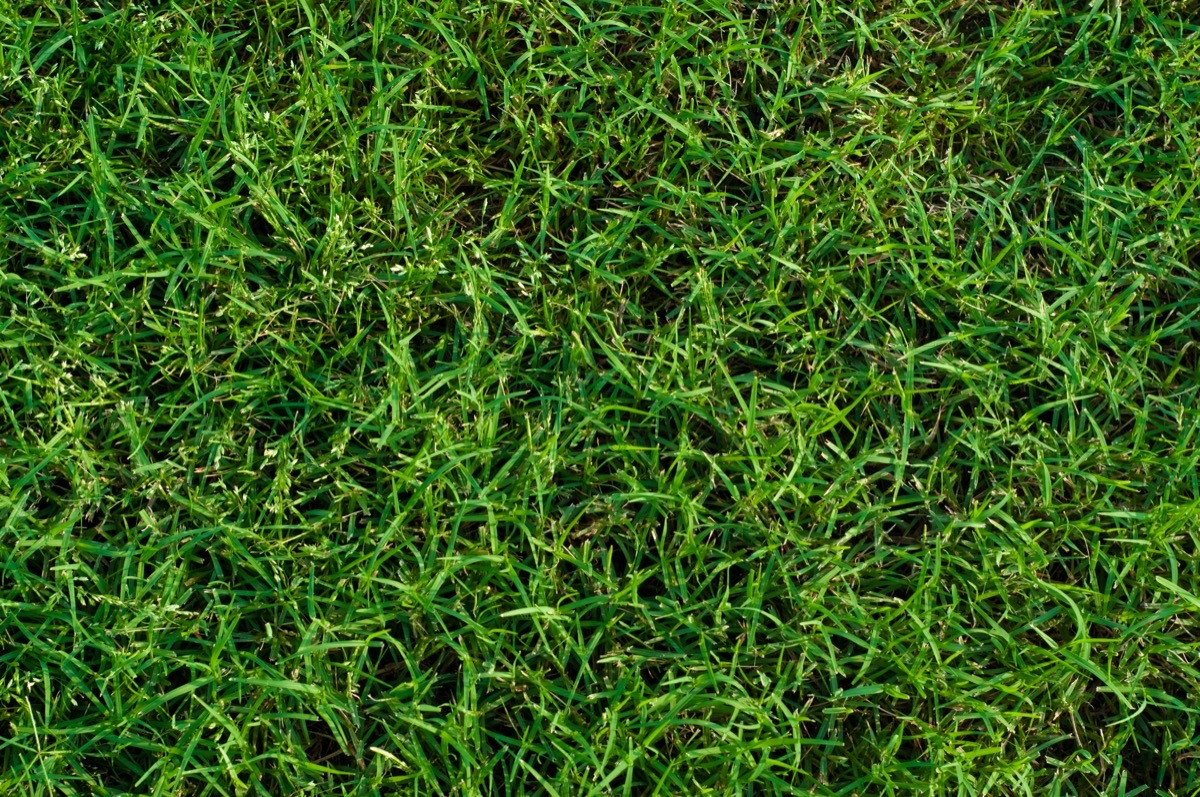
[3,0,1200,794]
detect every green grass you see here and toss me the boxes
[2,0,1200,794]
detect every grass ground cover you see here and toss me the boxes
[2,0,1200,794]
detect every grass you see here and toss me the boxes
[2,0,1200,794]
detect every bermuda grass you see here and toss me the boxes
[3,0,1200,794]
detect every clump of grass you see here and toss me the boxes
[2,0,1200,794]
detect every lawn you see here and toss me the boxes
[2,0,1200,794]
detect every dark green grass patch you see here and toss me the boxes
[3,0,1200,794]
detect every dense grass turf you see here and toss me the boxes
[3,0,1200,794]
